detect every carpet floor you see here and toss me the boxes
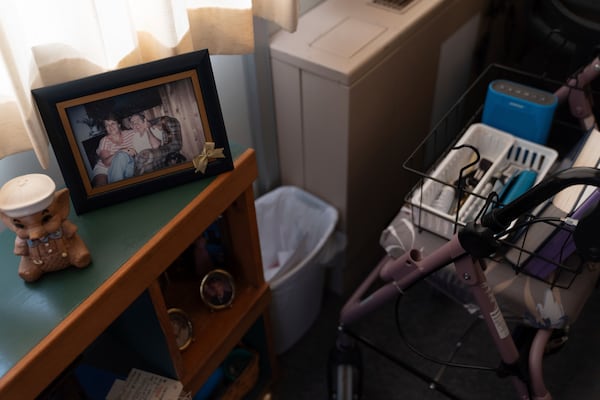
[269,278,600,399]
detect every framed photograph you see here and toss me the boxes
[200,269,235,310]
[32,49,233,214]
[167,308,194,351]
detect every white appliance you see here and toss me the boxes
[270,0,487,293]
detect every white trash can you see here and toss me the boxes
[255,186,339,354]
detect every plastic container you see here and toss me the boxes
[255,186,338,354]
[408,123,515,238]
[407,123,558,239]
[410,124,559,238]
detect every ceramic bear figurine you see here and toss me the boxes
[0,174,91,282]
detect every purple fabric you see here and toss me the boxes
[524,188,600,278]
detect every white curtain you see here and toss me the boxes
[0,0,298,168]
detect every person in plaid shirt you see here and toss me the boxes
[133,115,186,175]
[129,113,163,154]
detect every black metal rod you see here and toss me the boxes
[341,328,465,400]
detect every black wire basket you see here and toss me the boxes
[402,62,600,289]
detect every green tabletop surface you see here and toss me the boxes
[0,143,244,380]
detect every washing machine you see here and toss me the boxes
[270,0,489,292]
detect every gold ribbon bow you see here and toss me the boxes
[193,142,225,174]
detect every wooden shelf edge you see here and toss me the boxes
[181,284,272,394]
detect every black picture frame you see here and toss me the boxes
[200,269,235,310]
[32,49,233,214]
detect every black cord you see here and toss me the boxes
[340,326,465,400]
[392,294,498,372]
[453,144,482,234]
[474,190,501,222]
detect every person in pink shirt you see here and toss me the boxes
[92,113,136,187]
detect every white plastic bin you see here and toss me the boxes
[408,123,515,238]
[255,186,338,354]
[407,123,557,238]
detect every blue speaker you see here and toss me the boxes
[482,80,558,144]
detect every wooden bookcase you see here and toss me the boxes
[0,147,276,399]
